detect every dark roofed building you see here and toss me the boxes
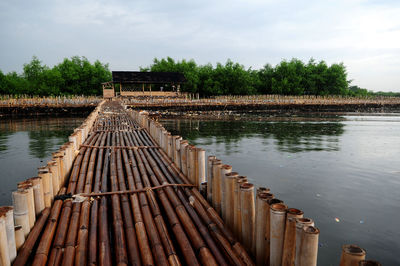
[103,71,187,98]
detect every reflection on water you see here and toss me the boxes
[0,117,85,205]
[162,119,344,153]
[161,116,400,266]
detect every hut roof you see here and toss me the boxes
[112,71,186,84]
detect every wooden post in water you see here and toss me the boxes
[282,208,304,265]
[255,191,274,265]
[270,202,288,266]
[294,217,314,265]
[298,225,319,266]
[339,244,366,266]
[224,172,238,231]
[240,183,255,254]
[206,156,216,204]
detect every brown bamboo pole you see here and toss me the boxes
[1,207,16,263]
[48,161,60,197]
[359,260,382,266]
[212,160,222,214]
[197,148,206,188]
[12,208,50,266]
[16,181,35,230]
[32,188,65,265]
[224,172,238,231]
[339,245,366,266]
[282,208,304,265]
[38,167,53,207]
[269,203,288,266]
[14,226,24,251]
[206,155,216,203]
[255,192,274,265]
[234,176,247,240]
[240,183,255,254]
[188,145,196,185]
[220,165,232,221]
[298,225,319,266]
[294,217,314,265]
[0,211,10,266]
[180,140,189,176]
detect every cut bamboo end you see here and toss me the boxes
[282,208,304,266]
[0,207,17,262]
[340,244,366,266]
[27,177,45,216]
[298,225,319,266]
[270,202,288,266]
[294,217,315,265]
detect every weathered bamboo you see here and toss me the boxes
[0,207,16,262]
[197,148,206,188]
[224,172,238,231]
[269,203,288,266]
[11,190,30,237]
[14,226,24,251]
[234,176,247,240]
[48,161,60,197]
[359,260,382,266]
[255,192,274,265]
[180,140,189,176]
[240,183,255,254]
[212,160,222,214]
[0,211,10,266]
[27,177,45,216]
[13,208,50,266]
[298,225,319,266]
[220,164,232,221]
[294,217,314,265]
[188,145,196,185]
[38,166,53,207]
[339,245,366,266]
[281,208,304,265]
[206,155,216,203]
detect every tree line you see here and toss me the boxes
[1,56,398,97]
[0,56,111,96]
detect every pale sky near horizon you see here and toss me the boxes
[1,0,399,92]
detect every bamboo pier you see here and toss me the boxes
[0,99,380,265]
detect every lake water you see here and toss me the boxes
[160,115,400,265]
[0,117,85,206]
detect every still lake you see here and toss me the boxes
[0,114,398,265]
[160,114,400,265]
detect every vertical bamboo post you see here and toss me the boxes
[220,164,232,221]
[38,167,53,207]
[14,226,24,251]
[27,177,45,216]
[0,213,10,266]
[240,183,255,254]
[188,146,196,185]
[167,134,173,159]
[174,136,182,170]
[196,148,206,188]
[270,202,288,266]
[339,245,366,266]
[234,176,248,240]
[180,140,189,176]
[16,182,35,230]
[298,226,319,266]
[1,207,17,262]
[48,161,60,196]
[255,192,274,265]
[224,172,238,231]
[211,160,222,214]
[12,191,30,237]
[295,217,314,265]
[282,208,304,265]
[206,156,216,204]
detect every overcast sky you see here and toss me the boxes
[1,0,399,91]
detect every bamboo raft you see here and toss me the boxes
[0,100,379,266]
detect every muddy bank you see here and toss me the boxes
[0,106,95,117]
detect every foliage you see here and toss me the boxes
[0,56,111,96]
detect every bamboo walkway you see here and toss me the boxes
[11,100,254,266]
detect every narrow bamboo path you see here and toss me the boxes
[13,100,254,266]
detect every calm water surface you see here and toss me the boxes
[161,115,400,265]
[0,117,85,205]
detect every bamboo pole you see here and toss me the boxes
[197,148,206,188]
[0,211,10,266]
[282,208,304,265]
[220,164,232,221]
[180,140,189,176]
[224,172,238,231]
[294,217,314,265]
[359,260,381,266]
[211,160,222,214]
[27,177,45,216]
[11,190,30,237]
[206,156,216,203]
[38,167,53,207]
[14,226,24,251]
[188,145,196,185]
[16,181,36,230]
[240,183,255,254]
[234,176,247,240]
[0,207,16,263]
[48,161,60,197]
[298,225,319,266]
[269,202,288,266]
[255,192,274,265]
[339,245,366,266]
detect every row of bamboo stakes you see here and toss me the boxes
[0,99,381,265]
